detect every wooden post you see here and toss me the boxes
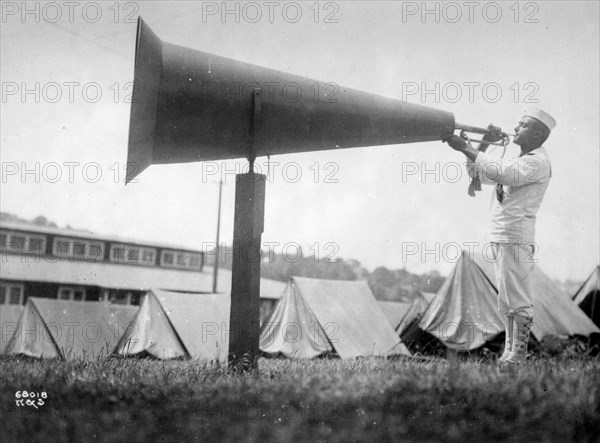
[446,347,458,363]
[228,172,266,371]
[212,179,223,293]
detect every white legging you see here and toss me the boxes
[490,242,535,318]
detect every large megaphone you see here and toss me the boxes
[127,17,456,183]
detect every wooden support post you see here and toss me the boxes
[228,172,266,371]
[446,347,458,363]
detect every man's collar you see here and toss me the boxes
[521,145,544,157]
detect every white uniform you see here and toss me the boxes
[468,147,552,317]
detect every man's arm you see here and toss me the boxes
[445,134,550,186]
[459,142,482,162]
[444,126,509,186]
[444,125,501,160]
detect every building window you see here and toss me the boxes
[161,250,203,270]
[56,240,70,256]
[72,241,86,258]
[53,237,105,261]
[106,290,143,306]
[0,283,25,305]
[127,246,139,262]
[111,290,132,305]
[110,244,156,266]
[112,245,125,261]
[140,248,155,264]
[57,287,87,301]
[190,255,201,267]
[11,235,26,250]
[176,254,187,266]
[0,230,46,256]
[88,243,103,260]
[28,237,45,253]
[163,252,174,265]
[141,249,155,264]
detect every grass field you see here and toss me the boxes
[1,355,599,442]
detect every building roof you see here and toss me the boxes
[0,254,285,299]
[0,220,202,253]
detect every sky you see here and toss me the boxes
[1,1,599,282]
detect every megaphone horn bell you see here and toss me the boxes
[126,17,455,183]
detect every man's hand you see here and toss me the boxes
[482,123,503,143]
[443,134,468,151]
[443,134,480,162]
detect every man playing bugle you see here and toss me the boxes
[444,108,556,365]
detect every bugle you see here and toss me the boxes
[455,122,515,146]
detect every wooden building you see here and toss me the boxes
[0,221,284,320]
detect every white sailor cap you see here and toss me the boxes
[524,108,556,131]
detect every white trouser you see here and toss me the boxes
[490,242,535,318]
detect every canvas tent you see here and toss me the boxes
[1,305,23,354]
[260,276,410,359]
[420,292,436,304]
[116,289,230,362]
[257,277,287,325]
[6,298,138,359]
[527,267,600,339]
[396,293,435,335]
[419,251,505,350]
[475,256,600,340]
[572,266,600,328]
[378,300,412,330]
[419,251,600,351]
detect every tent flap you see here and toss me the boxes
[378,301,412,331]
[421,252,600,351]
[572,266,600,327]
[260,281,333,359]
[116,292,188,359]
[1,305,24,354]
[260,277,410,359]
[420,252,504,351]
[7,298,137,359]
[117,289,231,362]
